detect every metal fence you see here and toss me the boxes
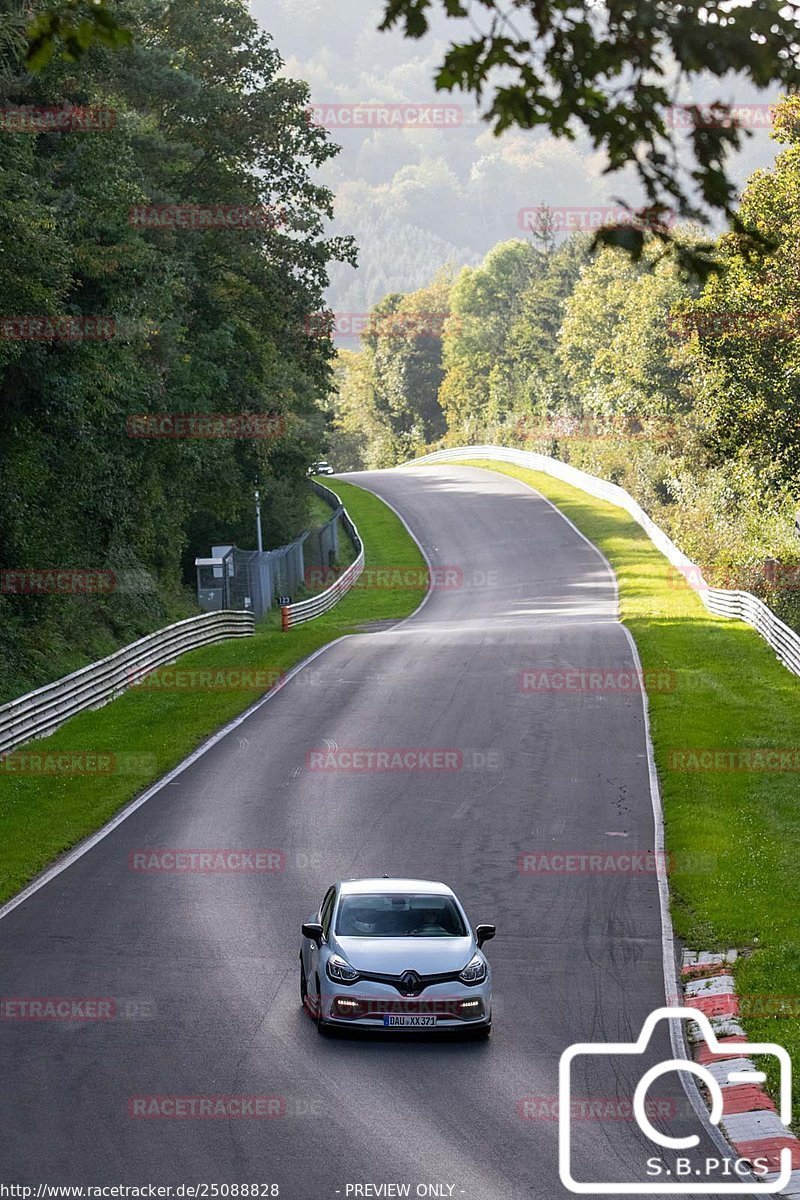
[0,611,255,758]
[195,488,344,617]
[262,537,306,605]
[308,479,342,570]
[281,482,364,628]
[404,445,800,679]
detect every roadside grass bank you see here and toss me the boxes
[0,478,426,906]
[0,588,197,708]
[456,459,800,1122]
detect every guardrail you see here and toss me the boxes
[309,478,343,513]
[404,445,800,679]
[281,482,364,628]
[0,610,255,758]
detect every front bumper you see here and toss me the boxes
[318,977,492,1030]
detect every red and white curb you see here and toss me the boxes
[681,949,800,1196]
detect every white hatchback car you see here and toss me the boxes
[300,878,495,1035]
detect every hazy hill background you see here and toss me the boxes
[251,0,786,319]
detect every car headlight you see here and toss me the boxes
[326,954,360,984]
[459,954,486,985]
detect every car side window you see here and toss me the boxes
[320,887,336,940]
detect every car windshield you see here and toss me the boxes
[335,893,467,938]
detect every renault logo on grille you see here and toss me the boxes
[400,970,422,994]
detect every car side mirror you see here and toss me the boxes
[475,923,496,948]
[302,921,324,946]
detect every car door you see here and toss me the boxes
[306,885,336,1003]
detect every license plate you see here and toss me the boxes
[383,1014,436,1027]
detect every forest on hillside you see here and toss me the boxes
[0,0,350,695]
[327,96,800,630]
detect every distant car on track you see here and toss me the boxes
[308,460,334,475]
[300,877,495,1036]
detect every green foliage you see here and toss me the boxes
[325,349,398,471]
[379,0,800,271]
[504,231,588,421]
[25,1,132,71]
[0,477,426,901]
[440,239,540,430]
[466,457,800,1126]
[325,275,453,468]
[335,99,800,629]
[364,275,451,449]
[557,239,700,419]
[0,0,354,696]
[679,94,800,486]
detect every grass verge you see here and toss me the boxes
[0,478,426,906]
[458,459,800,1123]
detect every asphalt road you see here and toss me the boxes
[0,465,751,1197]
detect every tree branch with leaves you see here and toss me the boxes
[379,0,800,272]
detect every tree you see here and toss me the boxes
[680,95,800,487]
[379,0,800,267]
[23,0,131,70]
[363,274,451,450]
[0,0,353,692]
[325,350,398,470]
[557,243,696,421]
[505,228,589,424]
[439,239,537,431]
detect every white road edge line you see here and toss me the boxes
[434,460,739,1165]
[0,637,350,925]
[336,473,435,629]
[0,478,436,927]
[0,462,756,1175]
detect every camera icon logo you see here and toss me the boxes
[559,1006,793,1193]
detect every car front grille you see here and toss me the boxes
[356,969,463,995]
